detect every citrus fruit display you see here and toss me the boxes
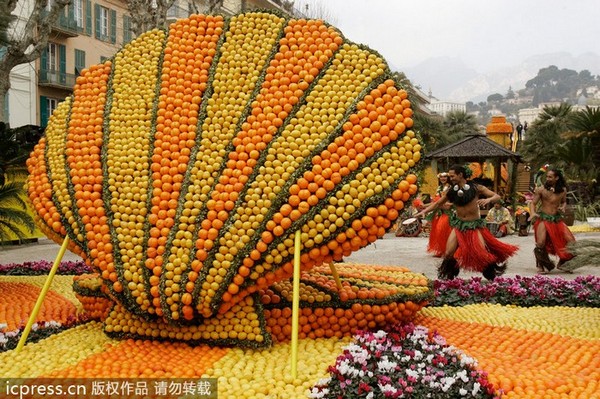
[26,11,427,347]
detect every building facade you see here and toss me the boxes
[428,100,466,117]
[6,0,299,129]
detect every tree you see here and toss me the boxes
[188,0,225,15]
[0,121,41,185]
[521,103,572,169]
[0,0,15,46]
[526,65,599,106]
[0,121,36,243]
[0,180,35,244]
[487,93,504,103]
[0,0,72,122]
[127,0,177,38]
[413,113,447,151]
[294,0,337,24]
[564,106,600,183]
[506,86,515,100]
[443,110,478,138]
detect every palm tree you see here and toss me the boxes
[443,110,479,138]
[0,181,35,244]
[558,106,600,203]
[521,103,573,169]
[413,113,449,152]
[0,122,38,243]
[565,106,600,177]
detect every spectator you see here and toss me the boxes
[485,201,514,237]
[516,122,523,141]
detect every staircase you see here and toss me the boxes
[512,137,531,194]
[515,163,531,194]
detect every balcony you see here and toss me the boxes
[43,11,83,38]
[38,69,76,90]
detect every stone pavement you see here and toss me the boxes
[1,231,599,280]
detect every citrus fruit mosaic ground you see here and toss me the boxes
[2,262,599,398]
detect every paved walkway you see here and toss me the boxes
[1,232,599,280]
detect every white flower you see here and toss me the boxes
[440,377,457,392]
[460,354,477,367]
[456,370,469,383]
[459,388,468,395]
[378,383,397,395]
[308,386,329,399]
[472,382,481,395]
[405,369,419,379]
[377,358,397,373]
[366,393,374,399]
[314,378,331,386]
[373,330,387,339]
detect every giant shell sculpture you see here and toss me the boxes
[27,11,432,347]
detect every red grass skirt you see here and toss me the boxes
[534,219,575,261]
[427,212,452,257]
[454,227,519,272]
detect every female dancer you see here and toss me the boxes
[427,172,453,257]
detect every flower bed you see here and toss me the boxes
[0,260,91,275]
[310,323,497,398]
[1,264,599,398]
[433,275,600,307]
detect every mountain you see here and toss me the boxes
[399,52,600,103]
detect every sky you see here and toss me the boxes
[297,0,599,74]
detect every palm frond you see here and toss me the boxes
[560,240,600,271]
[0,181,28,209]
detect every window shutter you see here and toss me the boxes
[94,3,100,38]
[67,2,74,28]
[40,96,48,127]
[59,44,66,84]
[40,48,48,81]
[86,0,92,35]
[123,15,131,43]
[75,49,86,76]
[110,9,117,43]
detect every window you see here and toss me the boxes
[47,43,59,71]
[74,0,84,27]
[99,6,108,37]
[95,4,117,43]
[40,97,60,127]
[41,43,66,85]
[47,98,59,116]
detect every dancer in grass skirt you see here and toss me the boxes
[417,164,519,280]
[528,166,576,274]
[426,172,453,257]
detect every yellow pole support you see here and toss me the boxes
[15,236,70,353]
[328,262,343,291]
[290,230,301,379]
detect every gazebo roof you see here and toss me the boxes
[425,134,522,161]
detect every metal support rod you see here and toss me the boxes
[15,236,70,353]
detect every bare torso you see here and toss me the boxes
[536,187,565,216]
[454,193,482,221]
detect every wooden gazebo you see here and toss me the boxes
[425,133,522,199]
